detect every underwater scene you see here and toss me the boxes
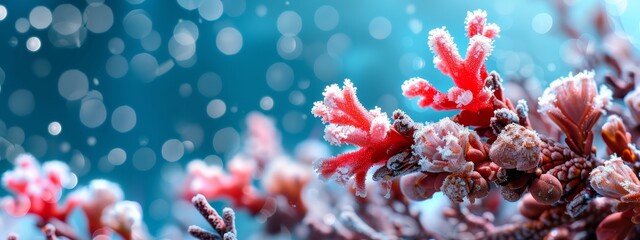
[2,0,640,239]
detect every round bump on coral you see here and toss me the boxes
[399,172,446,201]
[500,186,524,202]
[469,172,489,200]
[489,124,541,171]
[529,173,562,205]
[440,163,474,202]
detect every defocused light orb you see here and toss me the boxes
[111,105,137,133]
[179,83,192,97]
[108,148,127,166]
[130,53,158,82]
[212,127,240,155]
[532,13,553,34]
[52,4,82,35]
[79,98,107,128]
[222,0,245,17]
[84,3,114,33]
[266,62,294,91]
[48,122,62,136]
[15,18,30,33]
[58,69,89,101]
[409,18,423,34]
[26,37,41,52]
[7,127,25,145]
[216,27,242,55]
[29,6,52,29]
[260,96,274,111]
[178,0,203,10]
[313,54,341,82]
[206,99,226,119]
[0,5,6,21]
[255,4,267,17]
[327,33,351,58]
[369,17,392,40]
[133,147,156,171]
[162,139,184,162]
[168,36,196,61]
[197,72,222,97]
[277,36,302,60]
[9,89,35,117]
[123,10,152,39]
[108,38,125,54]
[106,55,129,78]
[174,20,199,45]
[87,136,97,146]
[314,6,339,31]
[198,0,223,21]
[141,31,162,52]
[277,11,302,36]
[289,91,305,106]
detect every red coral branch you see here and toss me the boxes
[312,79,413,197]
[183,155,266,214]
[402,10,499,113]
[1,154,79,223]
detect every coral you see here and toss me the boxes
[0,154,148,239]
[311,79,413,197]
[183,155,267,214]
[401,10,498,113]
[188,194,237,240]
[413,118,477,173]
[306,6,640,240]
[69,179,124,236]
[489,124,541,171]
[244,111,283,173]
[601,115,637,165]
[538,71,612,155]
[1,154,78,222]
[101,200,145,240]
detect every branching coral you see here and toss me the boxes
[0,154,147,239]
[188,194,237,240]
[538,70,612,155]
[1,154,78,222]
[183,155,267,214]
[312,79,413,197]
[308,7,640,240]
[401,10,498,113]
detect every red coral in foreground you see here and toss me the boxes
[311,79,413,197]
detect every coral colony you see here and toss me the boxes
[7,6,640,240]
